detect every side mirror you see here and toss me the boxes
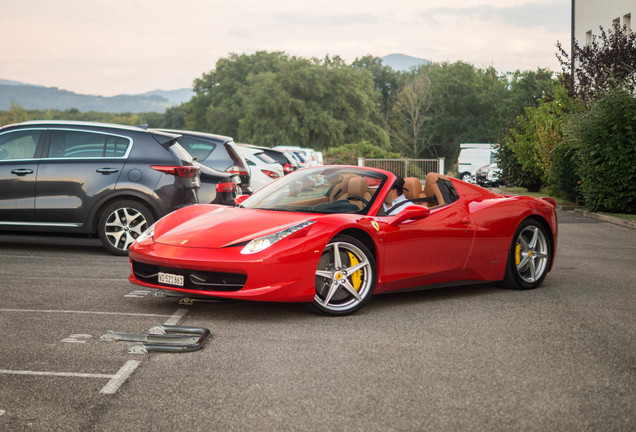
[389,205,430,226]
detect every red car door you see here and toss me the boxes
[376,202,475,293]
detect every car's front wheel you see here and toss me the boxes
[312,235,376,315]
[98,200,154,255]
[503,218,552,290]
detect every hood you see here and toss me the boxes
[153,205,316,249]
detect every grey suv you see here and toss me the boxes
[0,121,200,255]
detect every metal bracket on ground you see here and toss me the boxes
[99,325,211,354]
[153,290,222,305]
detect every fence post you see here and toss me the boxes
[438,157,445,174]
[358,157,364,167]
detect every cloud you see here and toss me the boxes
[424,0,570,33]
[269,11,383,27]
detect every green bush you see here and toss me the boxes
[567,89,636,212]
[550,142,583,204]
[324,141,402,165]
[497,135,543,192]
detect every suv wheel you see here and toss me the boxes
[98,200,154,255]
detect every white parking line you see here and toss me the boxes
[163,308,189,326]
[0,360,141,395]
[99,360,141,394]
[0,308,172,318]
[0,369,114,379]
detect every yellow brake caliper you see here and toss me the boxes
[515,243,521,266]
[347,252,362,291]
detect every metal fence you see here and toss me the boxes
[358,158,445,180]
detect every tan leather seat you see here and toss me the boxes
[346,176,372,208]
[328,174,352,202]
[403,177,425,202]
[423,172,448,207]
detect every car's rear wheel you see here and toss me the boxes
[503,219,552,290]
[460,172,471,182]
[98,200,154,256]
[312,235,376,316]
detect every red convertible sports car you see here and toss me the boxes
[129,166,557,315]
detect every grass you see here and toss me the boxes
[599,213,636,222]
[493,187,577,206]
[494,187,635,221]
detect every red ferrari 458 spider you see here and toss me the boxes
[129,166,557,315]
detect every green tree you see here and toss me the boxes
[422,62,508,163]
[352,55,405,120]
[499,84,578,191]
[387,73,433,158]
[503,69,557,124]
[186,51,289,135]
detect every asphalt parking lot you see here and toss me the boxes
[0,210,634,431]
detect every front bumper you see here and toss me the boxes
[128,237,322,303]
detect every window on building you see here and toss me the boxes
[586,30,592,45]
[624,14,632,31]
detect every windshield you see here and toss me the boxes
[242,166,387,214]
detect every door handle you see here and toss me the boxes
[461,217,470,225]
[11,169,34,176]
[96,168,119,174]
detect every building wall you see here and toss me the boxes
[575,0,633,44]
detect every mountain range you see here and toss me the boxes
[0,54,428,113]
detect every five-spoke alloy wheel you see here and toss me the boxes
[312,235,376,315]
[503,218,552,290]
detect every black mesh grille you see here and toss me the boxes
[132,260,246,291]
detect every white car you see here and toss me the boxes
[238,147,284,191]
[274,146,321,167]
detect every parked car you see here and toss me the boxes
[473,163,503,187]
[274,146,321,167]
[0,121,200,255]
[457,143,496,182]
[129,166,557,316]
[196,163,241,205]
[238,146,283,191]
[154,129,252,195]
[239,144,300,175]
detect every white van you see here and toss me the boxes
[457,143,496,182]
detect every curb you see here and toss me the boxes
[565,207,636,230]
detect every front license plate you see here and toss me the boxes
[158,272,184,287]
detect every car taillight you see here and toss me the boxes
[151,165,197,178]
[217,182,237,192]
[283,163,295,174]
[229,166,249,177]
[262,170,280,179]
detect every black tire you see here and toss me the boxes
[502,218,552,290]
[311,235,377,316]
[98,200,154,256]
[460,172,471,182]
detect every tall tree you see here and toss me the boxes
[352,55,405,120]
[238,55,388,149]
[422,62,508,161]
[557,25,636,101]
[388,73,433,158]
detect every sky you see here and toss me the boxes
[0,0,571,96]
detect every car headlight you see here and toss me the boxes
[241,221,315,254]
[135,223,156,244]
